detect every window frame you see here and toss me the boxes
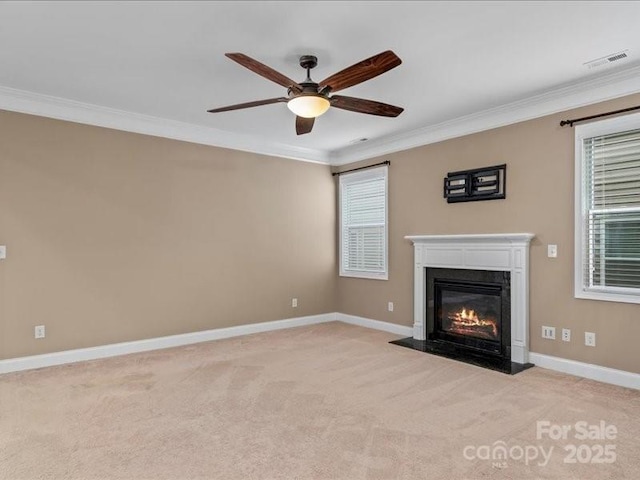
[574,111,640,304]
[339,165,389,280]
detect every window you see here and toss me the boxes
[339,165,388,279]
[575,112,640,304]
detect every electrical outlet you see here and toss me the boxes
[547,244,558,258]
[562,328,571,342]
[585,332,596,347]
[542,326,556,340]
[34,325,45,339]
[388,302,394,312]
[291,298,297,308]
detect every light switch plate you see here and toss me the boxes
[547,244,557,258]
[0,245,5,259]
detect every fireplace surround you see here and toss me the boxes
[392,234,534,374]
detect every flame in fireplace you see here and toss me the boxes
[448,308,498,339]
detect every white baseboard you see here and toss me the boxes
[0,313,337,375]
[0,312,412,375]
[9,314,636,391]
[529,352,640,390]
[336,313,413,337]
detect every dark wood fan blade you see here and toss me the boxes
[207,97,288,113]
[226,53,302,91]
[296,116,315,135]
[319,50,401,93]
[330,95,404,117]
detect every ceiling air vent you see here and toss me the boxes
[584,50,629,69]
[607,52,628,62]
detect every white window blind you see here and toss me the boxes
[339,166,388,279]
[576,118,640,303]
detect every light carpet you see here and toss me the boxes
[1,322,639,479]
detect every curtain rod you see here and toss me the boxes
[331,160,390,177]
[560,105,640,127]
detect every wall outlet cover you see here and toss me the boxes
[34,325,46,339]
[585,332,596,347]
[542,326,556,340]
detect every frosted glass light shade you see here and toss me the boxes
[287,95,330,118]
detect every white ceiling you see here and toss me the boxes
[1,1,640,165]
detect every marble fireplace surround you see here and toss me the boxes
[405,234,535,365]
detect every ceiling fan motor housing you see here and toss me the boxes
[288,56,329,118]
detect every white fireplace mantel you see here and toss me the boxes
[405,233,535,364]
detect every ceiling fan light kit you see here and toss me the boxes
[287,95,330,118]
[208,50,404,135]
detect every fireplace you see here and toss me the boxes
[427,268,511,363]
[391,233,534,374]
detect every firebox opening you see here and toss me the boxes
[434,280,503,355]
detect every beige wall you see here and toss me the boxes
[3,93,640,375]
[335,93,640,374]
[0,110,337,359]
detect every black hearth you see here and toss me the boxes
[391,267,532,374]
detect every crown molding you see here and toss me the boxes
[2,64,640,167]
[329,64,640,165]
[0,85,330,165]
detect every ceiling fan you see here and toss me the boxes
[207,51,404,135]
